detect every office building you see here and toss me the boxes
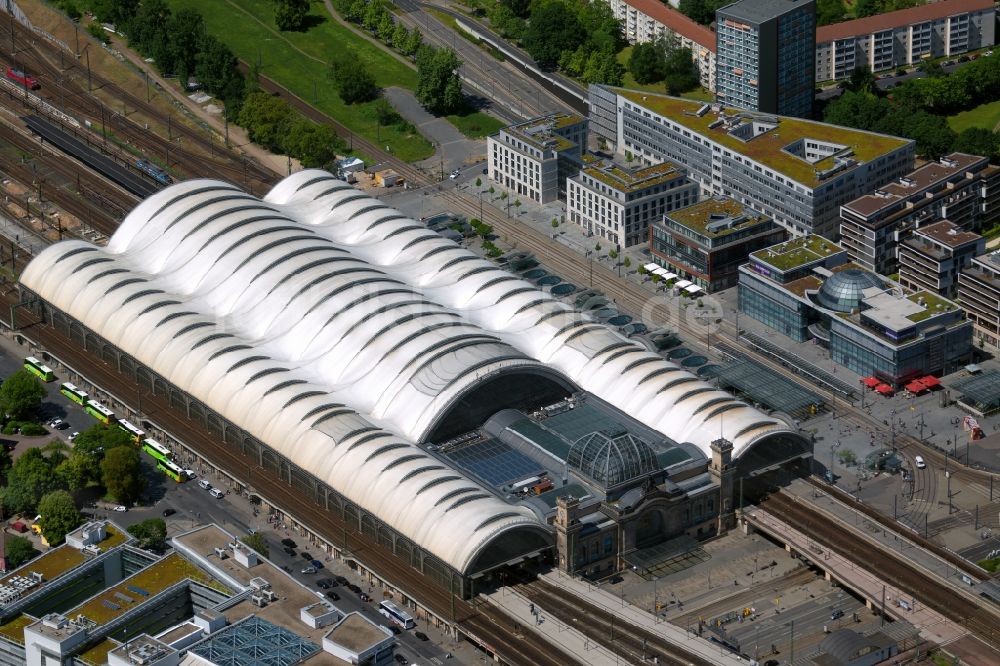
[739,235,973,383]
[650,196,786,291]
[897,220,984,297]
[840,153,1000,275]
[567,160,698,247]
[589,84,915,239]
[959,250,1000,350]
[815,0,996,81]
[487,113,587,204]
[715,0,816,118]
[608,0,717,89]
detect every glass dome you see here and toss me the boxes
[815,269,883,313]
[566,429,658,490]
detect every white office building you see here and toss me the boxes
[487,113,587,204]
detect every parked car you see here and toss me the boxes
[301,566,316,574]
[915,455,926,469]
[347,583,361,594]
[414,631,429,641]
[112,505,127,512]
[49,418,63,428]
[301,551,313,561]
[162,508,176,517]
[283,546,296,555]
[317,579,332,589]
[68,432,79,442]
[326,591,340,601]
[358,592,371,602]
[394,654,408,664]
[281,538,297,548]
[183,469,196,479]
[335,576,348,585]
[209,488,224,499]
[54,421,70,430]
[310,559,323,569]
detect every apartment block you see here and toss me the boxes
[816,0,996,81]
[650,196,786,291]
[588,84,915,239]
[567,160,698,247]
[840,153,1000,275]
[608,0,717,89]
[897,220,984,297]
[716,0,816,118]
[487,113,587,204]
[959,250,1000,350]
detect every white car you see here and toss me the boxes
[449,170,459,179]
[68,431,79,442]
[914,455,926,469]
[183,469,196,479]
[49,418,63,428]
[112,505,127,512]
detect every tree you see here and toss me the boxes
[284,122,342,168]
[0,369,45,421]
[37,490,82,546]
[663,46,699,95]
[522,1,583,69]
[501,0,531,17]
[583,49,625,86]
[476,222,494,238]
[241,532,269,557]
[3,448,60,515]
[170,8,205,87]
[57,453,96,492]
[475,177,482,187]
[822,90,886,130]
[624,257,632,269]
[845,65,875,94]
[954,127,1000,161]
[329,61,378,105]
[402,28,424,57]
[629,43,665,84]
[274,0,310,31]
[127,518,167,551]
[237,91,293,151]
[5,535,36,568]
[391,23,409,49]
[816,0,846,25]
[100,446,146,506]
[416,46,465,115]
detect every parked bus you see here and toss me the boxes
[84,400,114,424]
[116,419,145,443]
[378,600,415,629]
[141,438,172,464]
[24,356,55,382]
[59,382,88,405]
[158,459,186,483]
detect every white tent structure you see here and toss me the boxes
[20,171,805,573]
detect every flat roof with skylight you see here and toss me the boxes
[751,235,845,272]
[666,197,771,238]
[580,161,686,194]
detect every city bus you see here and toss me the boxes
[378,600,415,629]
[141,438,172,464]
[84,400,115,424]
[59,382,88,405]
[116,419,145,444]
[24,356,55,382]
[158,459,186,483]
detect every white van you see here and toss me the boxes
[198,479,212,490]
[914,455,926,469]
[209,488,224,499]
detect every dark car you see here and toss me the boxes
[283,546,296,555]
[326,591,340,601]
[54,421,70,430]
[335,576,348,585]
[317,579,332,589]
[394,655,408,665]
[162,508,176,517]
[414,631,429,641]
[347,584,361,594]
[301,551,313,561]
[831,609,844,620]
[311,559,324,569]
[281,538,297,548]
[358,592,371,602]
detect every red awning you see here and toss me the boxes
[920,375,941,388]
[862,377,880,388]
[905,380,926,393]
[876,384,894,395]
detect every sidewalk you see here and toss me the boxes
[482,587,621,666]
[538,571,747,665]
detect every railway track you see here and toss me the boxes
[670,567,817,628]
[4,301,578,666]
[760,491,1000,647]
[516,578,714,666]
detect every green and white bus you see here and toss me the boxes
[24,356,55,382]
[59,382,88,405]
[158,459,186,483]
[84,400,115,424]
[116,419,145,444]
[141,438,172,464]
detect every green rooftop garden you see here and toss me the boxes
[3,545,84,587]
[77,638,118,666]
[615,89,912,188]
[667,198,769,237]
[752,235,843,272]
[583,161,683,193]
[906,290,957,322]
[72,553,229,626]
[0,615,33,645]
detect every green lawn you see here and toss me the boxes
[166,0,434,162]
[948,99,1000,133]
[447,110,505,138]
